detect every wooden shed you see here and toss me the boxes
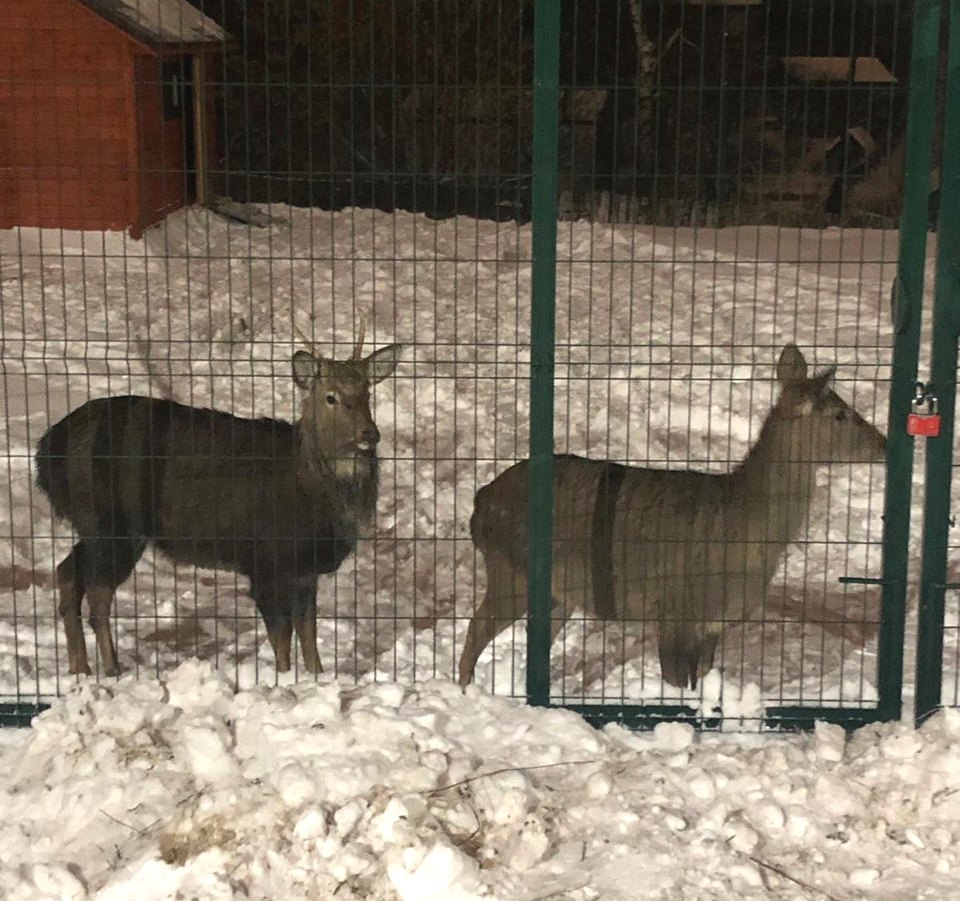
[0,0,227,238]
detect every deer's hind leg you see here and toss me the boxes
[78,538,146,677]
[57,543,90,675]
[459,549,568,688]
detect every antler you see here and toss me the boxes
[294,313,368,360]
[352,312,367,361]
[294,321,319,353]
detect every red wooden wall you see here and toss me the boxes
[0,0,136,231]
[0,0,223,236]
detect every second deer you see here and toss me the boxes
[458,345,887,690]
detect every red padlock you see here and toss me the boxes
[907,396,941,437]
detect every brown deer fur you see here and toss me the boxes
[36,335,403,677]
[459,345,886,690]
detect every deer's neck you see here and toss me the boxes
[296,426,379,525]
[730,413,818,546]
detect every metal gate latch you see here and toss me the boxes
[907,382,941,437]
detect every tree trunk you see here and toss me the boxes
[627,0,657,149]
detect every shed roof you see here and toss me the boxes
[79,0,227,47]
[783,56,897,84]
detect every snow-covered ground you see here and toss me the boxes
[1,208,904,712]
[0,206,953,897]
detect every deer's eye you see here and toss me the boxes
[835,409,847,422]
[326,392,339,406]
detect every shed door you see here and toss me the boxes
[135,55,195,232]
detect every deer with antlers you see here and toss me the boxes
[36,319,403,677]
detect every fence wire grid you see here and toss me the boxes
[0,0,941,730]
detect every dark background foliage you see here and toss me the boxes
[195,0,917,226]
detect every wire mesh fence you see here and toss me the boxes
[0,0,936,729]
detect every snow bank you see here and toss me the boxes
[2,660,960,899]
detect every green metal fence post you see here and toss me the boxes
[876,0,941,723]
[916,0,960,725]
[527,0,561,708]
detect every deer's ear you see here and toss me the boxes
[777,344,808,384]
[365,344,404,385]
[812,366,837,397]
[292,351,318,389]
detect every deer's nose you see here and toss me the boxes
[356,423,380,450]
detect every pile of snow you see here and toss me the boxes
[2,659,960,900]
